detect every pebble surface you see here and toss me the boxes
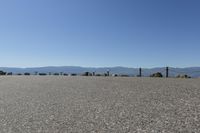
[0,76,200,133]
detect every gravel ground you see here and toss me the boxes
[0,76,200,133]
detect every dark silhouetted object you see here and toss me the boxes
[82,72,92,76]
[137,68,142,77]
[150,72,163,78]
[112,74,118,77]
[39,73,47,76]
[104,73,109,76]
[54,73,59,76]
[120,74,129,77]
[24,73,30,76]
[0,71,6,75]
[166,67,169,78]
[71,73,77,76]
[176,74,191,78]
[7,72,12,75]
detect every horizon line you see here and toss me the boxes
[1,66,200,69]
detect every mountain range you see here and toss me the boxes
[0,66,200,77]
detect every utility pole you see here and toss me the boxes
[166,67,169,78]
[139,68,142,77]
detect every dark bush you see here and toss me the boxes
[0,71,6,75]
[104,73,109,76]
[176,74,191,78]
[24,72,30,76]
[7,72,12,75]
[112,74,118,77]
[82,72,92,76]
[39,73,47,76]
[71,73,77,76]
[150,72,163,77]
[54,73,59,76]
[120,74,129,77]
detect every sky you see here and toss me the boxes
[0,0,200,68]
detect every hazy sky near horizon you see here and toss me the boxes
[0,0,200,68]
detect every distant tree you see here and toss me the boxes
[71,73,77,76]
[54,73,59,76]
[150,72,163,78]
[0,71,6,75]
[17,73,22,76]
[82,72,92,76]
[24,72,30,76]
[39,73,47,76]
[112,74,118,77]
[176,74,191,78]
[7,72,13,75]
[63,73,68,76]
[104,73,108,76]
[120,74,129,77]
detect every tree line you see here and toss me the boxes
[0,70,191,78]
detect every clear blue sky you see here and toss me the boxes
[0,0,200,68]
